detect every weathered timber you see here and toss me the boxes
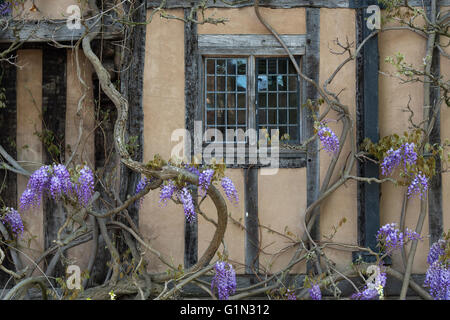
[353,0,381,263]
[426,1,443,246]
[198,34,306,56]
[0,18,122,43]
[244,167,259,276]
[184,8,199,268]
[0,51,18,287]
[42,44,67,278]
[147,0,450,9]
[302,7,320,272]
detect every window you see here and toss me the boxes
[256,57,300,143]
[203,56,301,144]
[205,58,248,142]
[197,34,307,167]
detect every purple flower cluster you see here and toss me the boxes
[199,169,214,197]
[351,272,387,300]
[50,164,72,201]
[424,261,449,300]
[19,165,51,211]
[317,123,339,154]
[211,261,236,300]
[285,289,297,300]
[177,187,196,223]
[185,164,200,176]
[159,180,177,206]
[376,223,421,254]
[221,177,239,206]
[428,239,446,265]
[407,172,428,199]
[381,148,402,176]
[401,143,418,167]
[1,208,24,237]
[135,176,151,206]
[0,2,12,16]
[75,166,95,207]
[381,143,418,176]
[309,284,322,300]
[19,164,95,211]
[424,238,449,300]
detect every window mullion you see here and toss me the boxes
[248,55,256,132]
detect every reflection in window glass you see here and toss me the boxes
[205,58,247,142]
[256,57,300,143]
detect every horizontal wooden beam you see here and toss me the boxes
[198,34,305,55]
[0,18,122,43]
[148,0,450,9]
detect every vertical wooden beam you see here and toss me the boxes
[303,8,320,271]
[426,1,443,246]
[16,49,44,271]
[353,0,381,263]
[0,51,18,286]
[42,45,67,277]
[244,167,259,275]
[119,0,147,227]
[184,7,199,268]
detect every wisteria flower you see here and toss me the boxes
[407,172,428,199]
[135,176,151,207]
[309,284,322,300]
[381,148,402,176]
[285,289,297,300]
[376,223,421,254]
[199,169,214,198]
[401,143,417,168]
[177,187,196,223]
[19,165,51,211]
[424,261,449,300]
[424,238,449,300]
[159,180,177,206]
[428,239,447,265]
[49,164,72,200]
[75,166,95,207]
[221,177,239,205]
[316,123,339,154]
[211,261,236,300]
[352,271,386,300]
[1,208,24,237]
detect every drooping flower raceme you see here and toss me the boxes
[0,2,12,16]
[401,143,418,168]
[381,143,418,176]
[424,238,449,300]
[407,172,428,199]
[317,123,339,154]
[75,166,95,207]
[309,284,322,300]
[1,208,24,237]
[381,148,402,176]
[428,239,446,265]
[211,261,236,300]
[159,180,177,206]
[19,165,51,211]
[424,261,449,300]
[352,271,387,300]
[376,223,421,254]
[135,176,151,206]
[177,187,196,223]
[50,164,72,201]
[221,177,239,205]
[285,289,297,300]
[199,169,214,198]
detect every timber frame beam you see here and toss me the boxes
[0,17,122,43]
[147,0,450,9]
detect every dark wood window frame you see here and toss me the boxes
[196,34,308,168]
